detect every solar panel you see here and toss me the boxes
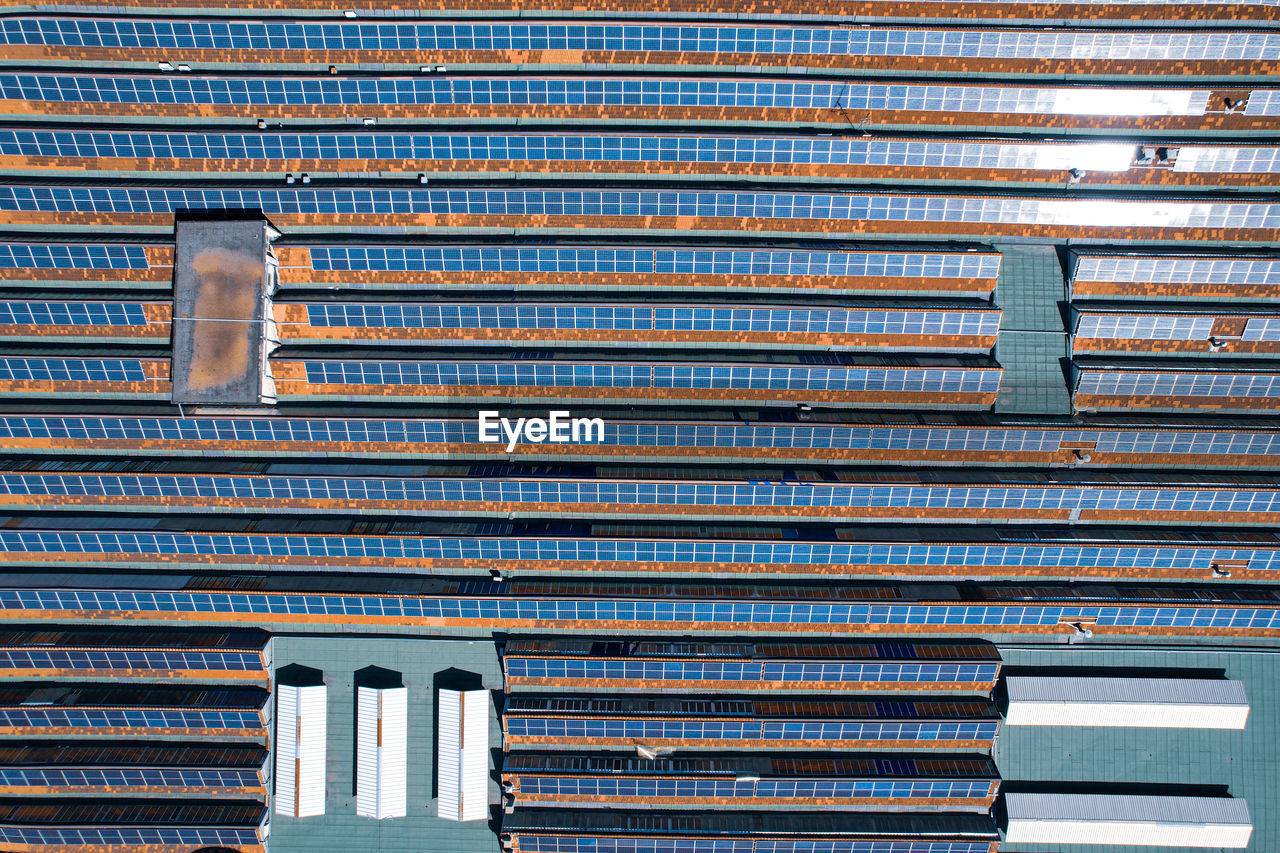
[0,649,264,672]
[299,304,1000,337]
[0,627,266,649]
[0,798,264,826]
[304,247,999,279]
[0,708,264,730]
[513,841,986,853]
[502,753,997,777]
[0,827,259,845]
[0,358,147,381]
[0,742,265,767]
[3,530,1273,574]
[504,658,999,684]
[6,20,1275,61]
[9,130,1265,176]
[0,244,149,269]
[5,473,1280,522]
[0,417,1277,461]
[2,587,1278,631]
[512,776,993,800]
[501,638,997,660]
[299,361,1001,394]
[6,187,1276,230]
[0,74,1234,120]
[1077,369,1280,400]
[0,684,266,708]
[0,767,261,788]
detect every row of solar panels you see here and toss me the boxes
[7,243,1280,302]
[0,627,271,675]
[4,19,1277,63]
[2,190,1276,242]
[8,471,1280,521]
[0,626,273,844]
[0,530,1272,580]
[2,580,1279,633]
[13,0,1279,20]
[0,741,266,796]
[499,639,1000,692]
[2,75,1272,130]
[17,356,1280,411]
[0,629,266,674]
[0,301,1004,354]
[0,681,266,847]
[16,299,1280,357]
[495,635,1001,818]
[5,415,1280,462]
[0,804,263,850]
[501,811,997,853]
[4,133,1278,186]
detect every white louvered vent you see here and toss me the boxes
[274,683,327,817]
[437,688,489,821]
[356,685,408,819]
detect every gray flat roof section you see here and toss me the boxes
[1006,794,1250,826]
[266,636,503,853]
[1006,677,1248,707]
[995,645,1280,853]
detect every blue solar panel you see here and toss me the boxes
[0,768,259,788]
[300,362,1000,393]
[0,649,262,671]
[2,130,1222,175]
[1078,370,1280,399]
[1075,255,1280,285]
[502,659,999,683]
[304,247,997,279]
[12,468,1280,514]
[5,20,1272,60]
[0,828,258,845]
[0,530,1273,572]
[0,243,148,269]
[2,474,1278,517]
[3,589,1278,631]
[0,358,146,381]
[0,74,1231,121]
[0,302,148,326]
[0,708,262,729]
[503,718,998,740]
[513,777,990,799]
[4,187,1275,229]
[0,417,1275,459]
[303,305,1000,336]
[513,842,990,853]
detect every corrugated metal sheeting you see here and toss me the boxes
[356,685,407,820]
[1005,676,1249,729]
[275,683,327,818]
[1004,793,1253,848]
[437,688,489,822]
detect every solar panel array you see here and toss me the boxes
[1071,245,1280,408]
[0,630,270,840]
[0,69,1244,107]
[7,187,1277,233]
[3,0,1280,848]
[7,20,1275,61]
[0,416,1276,468]
[10,131,1276,179]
